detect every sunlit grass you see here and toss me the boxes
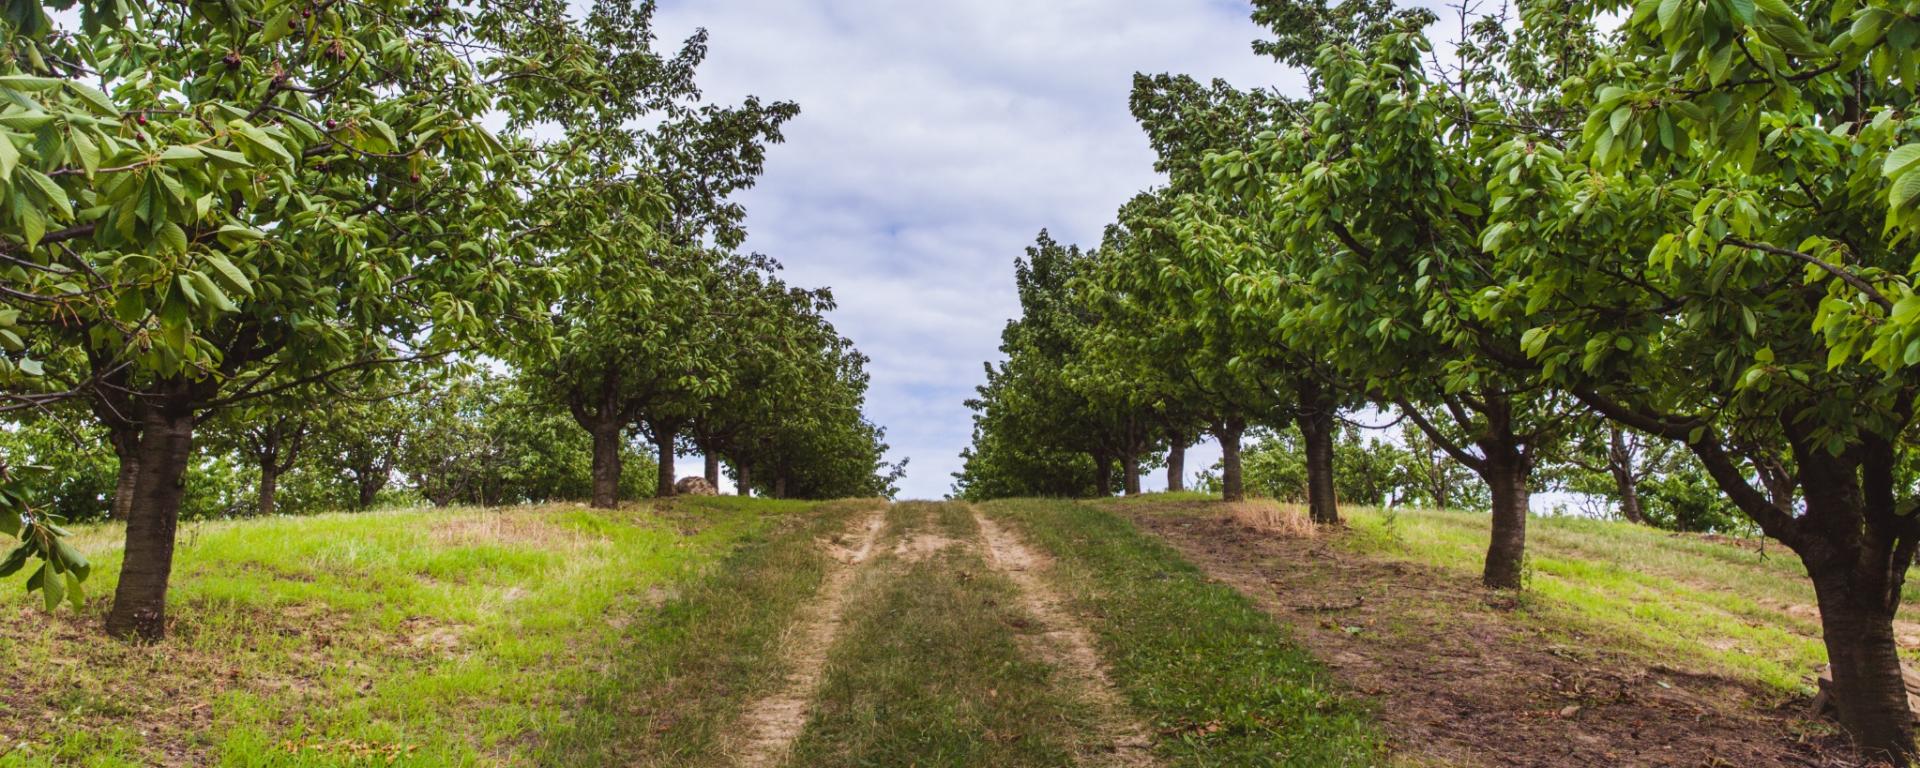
[1337,505,1875,694]
[0,498,793,766]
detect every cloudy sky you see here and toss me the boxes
[650,1,1311,499]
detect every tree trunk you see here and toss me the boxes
[655,426,677,498]
[356,466,385,510]
[1608,427,1647,525]
[105,402,197,642]
[1299,407,1340,524]
[1122,450,1142,496]
[590,422,622,509]
[1811,567,1918,765]
[1213,421,1246,502]
[773,476,788,499]
[111,444,139,523]
[1480,441,1531,590]
[258,465,279,518]
[737,462,754,497]
[1092,451,1113,497]
[1166,441,1186,493]
[705,452,721,489]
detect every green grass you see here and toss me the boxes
[786,501,1095,767]
[0,497,810,767]
[1322,505,1884,694]
[985,499,1386,767]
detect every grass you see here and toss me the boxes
[785,501,1095,767]
[985,498,1386,767]
[538,497,880,766]
[0,497,816,767]
[1313,504,1887,694]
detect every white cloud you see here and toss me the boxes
[652,0,1306,498]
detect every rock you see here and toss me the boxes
[1808,664,1920,724]
[674,476,717,497]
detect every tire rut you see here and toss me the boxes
[970,505,1159,768]
[729,503,888,768]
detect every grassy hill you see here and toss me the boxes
[0,498,851,767]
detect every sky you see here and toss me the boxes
[650,0,1313,499]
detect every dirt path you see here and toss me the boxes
[972,506,1159,768]
[1136,513,1860,768]
[730,504,889,768]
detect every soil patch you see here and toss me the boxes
[974,506,1157,767]
[1136,513,1864,768]
[731,505,888,767]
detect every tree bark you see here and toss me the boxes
[105,400,197,642]
[773,476,788,499]
[1122,450,1142,496]
[1608,427,1647,525]
[1810,566,1917,765]
[705,452,721,489]
[110,442,139,523]
[1166,440,1186,493]
[737,462,754,497]
[589,422,623,509]
[1092,451,1114,497]
[1480,440,1531,590]
[355,465,386,510]
[258,465,279,518]
[655,426,677,498]
[1214,420,1246,503]
[1299,406,1340,524]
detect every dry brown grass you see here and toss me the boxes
[1224,500,1317,539]
[428,507,589,549]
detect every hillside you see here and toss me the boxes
[3,496,1884,767]
[0,498,865,766]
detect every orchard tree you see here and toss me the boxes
[1200,4,1599,587]
[0,0,614,639]
[1464,0,1920,753]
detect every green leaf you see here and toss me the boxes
[159,145,205,164]
[0,543,30,578]
[157,222,188,255]
[203,253,253,296]
[191,270,236,311]
[64,80,116,115]
[40,561,63,611]
[0,75,63,91]
[1893,171,1920,210]
[21,168,71,218]
[1885,144,1920,179]
[0,132,17,179]
[64,571,83,611]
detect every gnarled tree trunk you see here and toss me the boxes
[1298,404,1340,524]
[654,425,677,498]
[1479,437,1532,590]
[111,443,140,523]
[1121,450,1142,496]
[105,394,197,642]
[589,422,623,509]
[1213,419,1246,503]
[355,463,388,509]
[1166,440,1186,493]
[1607,427,1647,525]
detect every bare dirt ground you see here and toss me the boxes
[1135,512,1868,768]
[973,506,1159,768]
[730,505,888,768]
